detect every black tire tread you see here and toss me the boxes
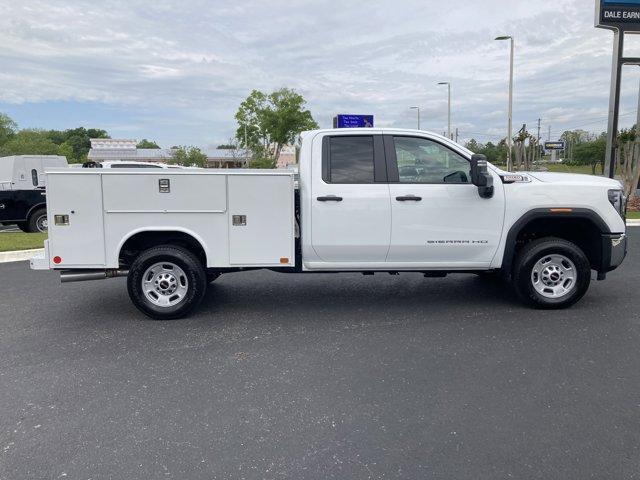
[27,208,47,233]
[512,237,591,310]
[127,245,207,320]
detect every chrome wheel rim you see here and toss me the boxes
[142,262,189,308]
[36,216,48,232]
[531,254,576,299]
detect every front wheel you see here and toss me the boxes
[127,245,207,320]
[513,237,591,309]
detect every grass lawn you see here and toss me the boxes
[544,164,595,175]
[627,211,640,220]
[0,233,47,252]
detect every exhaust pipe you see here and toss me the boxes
[60,269,129,283]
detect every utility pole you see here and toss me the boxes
[536,118,541,162]
[437,82,452,139]
[495,35,514,171]
[409,106,420,130]
[455,127,459,143]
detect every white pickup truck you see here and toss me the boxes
[31,129,628,319]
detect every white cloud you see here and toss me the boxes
[0,0,635,146]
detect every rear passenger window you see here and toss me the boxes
[327,136,374,184]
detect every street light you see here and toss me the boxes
[437,82,451,139]
[409,106,420,130]
[495,35,514,171]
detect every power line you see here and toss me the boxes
[460,110,638,142]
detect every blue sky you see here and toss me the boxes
[2,0,640,148]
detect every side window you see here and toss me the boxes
[31,169,39,187]
[326,136,375,184]
[393,137,471,184]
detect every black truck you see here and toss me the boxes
[0,155,68,232]
[0,189,48,232]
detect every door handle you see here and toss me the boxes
[396,195,422,202]
[317,196,343,202]
[0,204,5,209]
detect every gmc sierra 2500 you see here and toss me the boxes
[30,129,627,319]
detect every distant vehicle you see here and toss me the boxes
[83,160,186,169]
[0,155,68,232]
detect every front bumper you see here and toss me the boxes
[600,233,627,273]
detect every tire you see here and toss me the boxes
[513,237,591,309]
[127,245,207,320]
[16,222,29,232]
[27,208,48,233]
[207,272,221,284]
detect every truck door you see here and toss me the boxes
[311,134,391,262]
[385,135,505,267]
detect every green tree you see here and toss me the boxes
[560,129,592,146]
[0,130,59,155]
[464,139,481,152]
[61,127,109,162]
[137,139,160,149]
[57,142,75,162]
[170,146,208,168]
[0,113,17,146]
[463,138,507,165]
[235,88,318,168]
[572,136,606,174]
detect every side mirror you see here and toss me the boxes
[470,154,494,199]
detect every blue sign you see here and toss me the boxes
[334,115,374,129]
[598,0,640,29]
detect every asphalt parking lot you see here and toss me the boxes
[1,232,639,479]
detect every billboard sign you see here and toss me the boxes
[545,141,565,151]
[596,0,640,30]
[333,115,374,128]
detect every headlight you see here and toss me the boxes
[608,189,626,219]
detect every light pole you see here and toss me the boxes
[437,82,451,139]
[409,106,420,130]
[495,35,514,171]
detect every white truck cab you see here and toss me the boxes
[31,129,627,319]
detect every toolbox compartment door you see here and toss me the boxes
[47,174,105,267]
[228,175,294,266]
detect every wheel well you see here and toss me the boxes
[119,231,207,268]
[511,217,603,270]
[26,203,46,219]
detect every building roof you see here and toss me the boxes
[88,138,249,163]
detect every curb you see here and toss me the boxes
[627,220,640,227]
[0,248,44,264]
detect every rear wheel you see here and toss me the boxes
[27,208,48,233]
[127,245,207,320]
[513,237,591,309]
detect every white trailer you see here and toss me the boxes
[31,129,628,319]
